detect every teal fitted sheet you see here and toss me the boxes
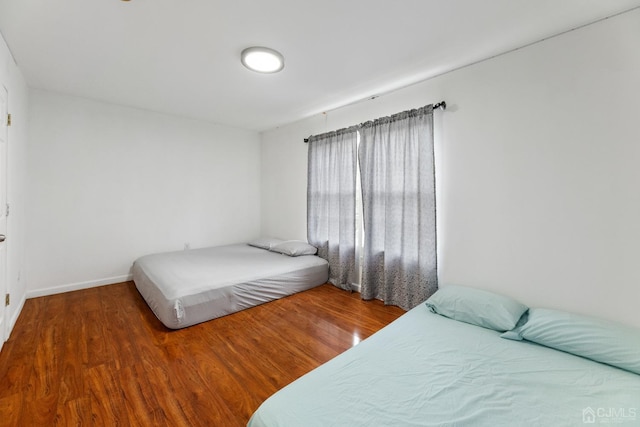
[248,305,640,426]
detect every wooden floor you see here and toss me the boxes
[0,282,404,426]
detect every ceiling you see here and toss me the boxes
[1,0,639,131]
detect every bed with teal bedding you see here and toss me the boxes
[248,297,640,426]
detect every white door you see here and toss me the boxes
[0,86,7,348]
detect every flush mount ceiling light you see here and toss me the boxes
[241,47,285,73]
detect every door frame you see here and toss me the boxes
[0,84,8,347]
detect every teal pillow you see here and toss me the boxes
[500,311,529,340]
[425,285,528,332]
[505,308,640,375]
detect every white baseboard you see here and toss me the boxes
[6,293,26,339]
[26,274,133,299]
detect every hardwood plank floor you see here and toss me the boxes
[0,282,405,426]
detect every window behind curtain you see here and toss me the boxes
[358,106,438,309]
[307,127,358,290]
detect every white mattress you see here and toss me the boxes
[132,244,329,329]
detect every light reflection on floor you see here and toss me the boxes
[352,332,361,347]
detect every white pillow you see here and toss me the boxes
[270,240,318,257]
[247,237,284,250]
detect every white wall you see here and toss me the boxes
[261,9,640,327]
[0,32,28,335]
[27,90,261,296]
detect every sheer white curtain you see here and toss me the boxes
[358,106,438,310]
[307,127,358,290]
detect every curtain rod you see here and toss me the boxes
[303,100,446,143]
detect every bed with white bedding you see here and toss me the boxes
[132,242,329,329]
[248,285,640,426]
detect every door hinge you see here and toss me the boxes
[6,113,11,127]
[4,294,9,306]
[5,203,9,217]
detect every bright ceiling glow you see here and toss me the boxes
[241,47,284,73]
